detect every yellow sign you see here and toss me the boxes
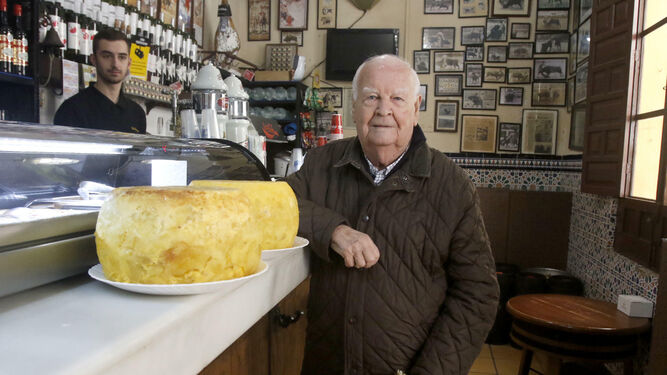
[129,42,150,81]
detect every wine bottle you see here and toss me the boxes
[0,0,12,73]
[11,4,27,75]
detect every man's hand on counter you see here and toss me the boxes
[331,225,380,269]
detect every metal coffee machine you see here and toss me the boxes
[191,63,228,137]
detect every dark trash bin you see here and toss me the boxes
[486,263,519,345]
[547,274,584,296]
[515,271,548,295]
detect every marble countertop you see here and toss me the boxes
[0,248,310,375]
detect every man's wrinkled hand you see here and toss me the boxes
[331,225,380,269]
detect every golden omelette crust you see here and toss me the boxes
[95,186,260,284]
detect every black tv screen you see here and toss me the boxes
[325,29,399,81]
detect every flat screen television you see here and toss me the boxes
[325,29,400,81]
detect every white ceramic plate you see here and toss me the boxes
[261,236,310,260]
[88,261,269,296]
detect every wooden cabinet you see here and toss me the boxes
[200,277,310,375]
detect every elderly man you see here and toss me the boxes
[286,54,499,375]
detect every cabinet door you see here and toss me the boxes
[270,277,310,375]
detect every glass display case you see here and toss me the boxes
[0,121,269,297]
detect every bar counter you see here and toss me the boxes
[0,248,310,375]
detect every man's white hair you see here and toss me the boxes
[351,54,421,101]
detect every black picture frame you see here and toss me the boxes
[531,82,567,107]
[483,66,507,83]
[248,0,271,41]
[422,27,456,50]
[465,63,483,87]
[419,84,427,111]
[278,0,308,30]
[538,0,570,10]
[497,122,521,152]
[511,22,531,39]
[461,26,485,45]
[534,32,569,54]
[536,10,569,32]
[413,50,430,74]
[508,42,533,59]
[487,45,507,62]
[458,0,489,18]
[316,0,337,29]
[486,18,508,42]
[318,87,343,107]
[534,58,567,80]
[465,46,484,61]
[499,86,524,106]
[434,100,459,132]
[280,31,303,46]
[575,60,588,103]
[492,0,530,17]
[435,74,463,96]
[507,67,532,84]
[577,18,590,64]
[424,0,454,14]
[462,89,497,110]
[569,104,585,151]
[434,51,465,72]
[521,109,558,155]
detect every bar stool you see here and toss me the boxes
[506,294,651,375]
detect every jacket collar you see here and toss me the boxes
[334,125,431,180]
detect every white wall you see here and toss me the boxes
[204,0,579,155]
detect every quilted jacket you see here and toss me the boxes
[286,126,499,375]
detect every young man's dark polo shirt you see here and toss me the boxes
[54,85,146,134]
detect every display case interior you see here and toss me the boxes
[0,121,269,297]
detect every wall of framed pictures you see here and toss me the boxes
[206,0,587,156]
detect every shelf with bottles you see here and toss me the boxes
[122,77,173,104]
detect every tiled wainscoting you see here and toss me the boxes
[450,154,659,303]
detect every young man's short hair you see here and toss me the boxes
[92,29,131,54]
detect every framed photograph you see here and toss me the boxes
[465,46,484,61]
[575,60,588,103]
[280,31,303,46]
[192,0,204,46]
[534,58,567,80]
[463,89,497,110]
[498,122,522,152]
[465,63,483,87]
[434,100,458,132]
[568,32,578,74]
[484,66,506,83]
[459,0,488,18]
[538,0,570,9]
[317,0,337,29]
[492,0,530,17]
[141,0,157,15]
[569,104,586,150]
[461,26,485,45]
[178,0,192,34]
[248,0,271,41]
[507,67,532,84]
[318,87,343,108]
[536,10,569,31]
[461,115,498,153]
[279,0,308,30]
[425,0,453,14]
[511,23,531,39]
[534,33,569,54]
[499,86,524,106]
[434,51,465,72]
[570,0,580,31]
[577,19,590,64]
[486,18,508,42]
[580,0,592,24]
[521,109,558,155]
[435,74,463,96]
[419,84,427,111]
[422,27,455,50]
[266,44,298,71]
[487,45,507,62]
[532,82,567,106]
[414,50,430,74]
[160,0,178,28]
[508,42,533,59]
[567,76,575,110]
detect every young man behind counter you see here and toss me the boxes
[54,29,146,134]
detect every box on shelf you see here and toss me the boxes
[255,71,291,81]
[617,295,654,318]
